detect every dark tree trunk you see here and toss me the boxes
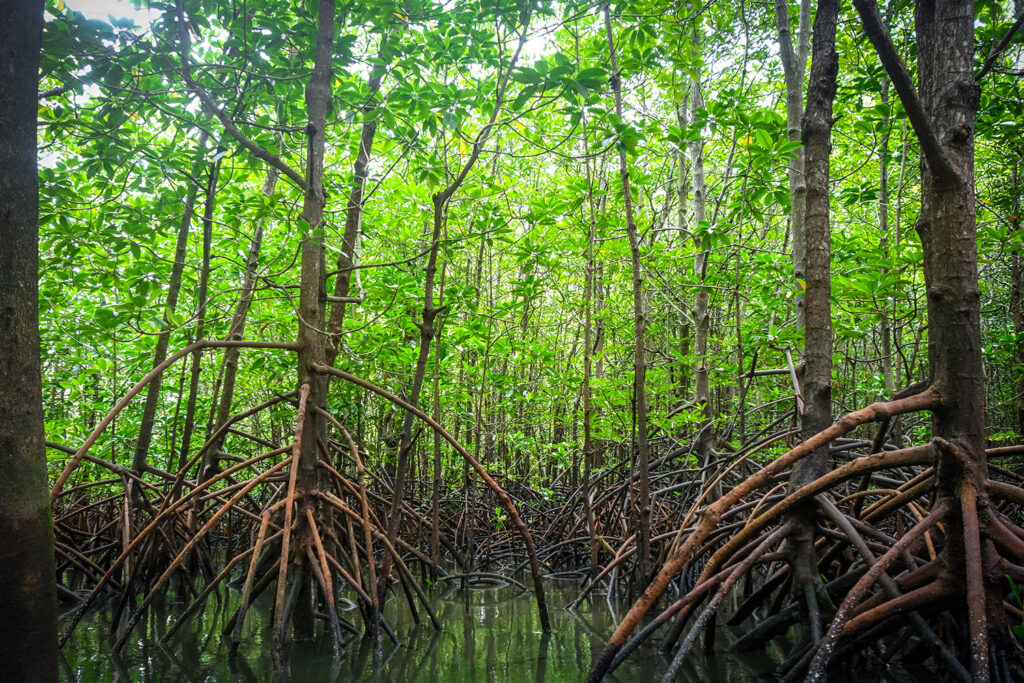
[856,0,1010,676]
[786,0,839,635]
[912,1,997,666]
[0,0,59,677]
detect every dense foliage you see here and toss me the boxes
[38,0,1024,478]
[33,0,1024,678]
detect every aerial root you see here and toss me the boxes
[587,387,945,683]
[588,385,1024,681]
[660,523,792,682]
[230,510,272,651]
[804,500,949,679]
[306,508,343,656]
[962,482,990,683]
[314,363,550,631]
[113,457,292,653]
[55,375,457,657]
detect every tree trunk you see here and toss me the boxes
[430,267,445,571]
[581,94,601,579]
[687,41,714,470]
[0,0,59,676]
[1010,156,1023,433]
[857,0,1006,675]
[877,78,897,395]
[912,0,991,630]
[175,160,220,472]
[379,12,532,594]
[674,100,691,406]
[602,1,652,580]
[203,165,279,480]
[786,0,839,635]
[774,0,812,351]
[131,133,208,475]
[277,0,334,646]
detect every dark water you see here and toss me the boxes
[61,575,770,682]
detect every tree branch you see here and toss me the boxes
[975,12,1024,82]
[853,0,959,187]
[174,0,306,190]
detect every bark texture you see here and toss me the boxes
[0,0,60,677]
[786,0,839,631]
[603,1,652,580]
[774,0,812,345]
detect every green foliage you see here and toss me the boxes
[36,0,1024,487]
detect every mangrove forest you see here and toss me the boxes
[2,0,1024,679]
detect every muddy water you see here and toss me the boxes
[60,575,772,681]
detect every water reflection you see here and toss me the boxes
[61,577,765,681]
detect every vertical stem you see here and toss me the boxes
[273,383,309,647]
[578,29,600,576]
[381,7,532,594]
[0,1,59,674]
[601,0,651,580]
[1010,156,1024,433]
[774,0,812,354]
[786,0,838,622]
[431,265,446,572]
[176,159,221,472]
[132,132,208,475]
[687,29,715,472]
[878,78,897,394]
[205,164,280,477]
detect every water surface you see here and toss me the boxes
[61,574,769,681]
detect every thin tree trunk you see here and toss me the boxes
[379,11,533,594]
[602,1,651,580]
[269,0,335,647]
[580,81,601,579]
[878,77,897,394]
[687,36,714,469]
[674,99,691,406]
[175,160,221,471]
[430,264,446,572]
[202,165,279,480]
[1010,156,1023,433]
[131,133,208,475]
[774,0,812,352]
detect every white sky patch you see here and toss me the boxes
[64,0,155,29]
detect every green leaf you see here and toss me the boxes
[511,85,537,111]
[511,67,542,85]
[575,67,607,90]
[754,128,772,149]
[95,308,117,329]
